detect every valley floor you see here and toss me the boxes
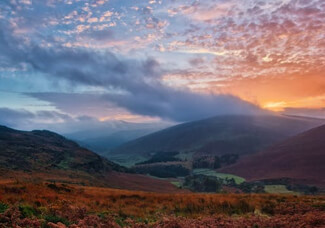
[0,180,324,228]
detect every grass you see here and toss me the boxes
[264,185,295,194]
[192,168,245,184]
[0,202,8,213]
[0,181,324,227]
[175,152,194,161]
[106,154,147,167]
[171,181,182,188]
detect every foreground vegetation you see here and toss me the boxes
[0,180,324,227]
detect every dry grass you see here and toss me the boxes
[0,181,324,227]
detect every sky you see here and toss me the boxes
[0,0,324,133]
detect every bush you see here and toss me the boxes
[136,151,181,165]
[19,205,38,218]
[44,214,70,226]
[132,164,190,178]
[184,175,222,192]
[0,202,8,213]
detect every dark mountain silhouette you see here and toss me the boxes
[0,125,184,193]
[108,115,324,165]
[221,124,325,187]
[0,125,124,173]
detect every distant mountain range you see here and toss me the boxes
[65,120,173,154]
[107,115,325,166]
[1,113,324,192]
[0,125,184,193]
[221,124,325,187]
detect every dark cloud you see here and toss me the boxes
[0,108,72,130]
[105,90,266,122]
[0,108,34,128]
[0,21,266,122]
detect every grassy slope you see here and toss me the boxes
[0,125,183,193]
[108,115,324,166]
[0,181,324,227]
[192,168,245,184]
[264,185,295,194]
[221,124,325,187]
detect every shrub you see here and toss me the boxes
[44,214,70,226]
[0,202,8,213]
[19,205,38,218]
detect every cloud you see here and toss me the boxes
[0,20,267,122]
[283,108,325,119]
[27,90,266,123]
[106,91,266,122]
[0,108,72,130]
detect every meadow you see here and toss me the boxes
[0,180,324,227]
[192,168,246,184]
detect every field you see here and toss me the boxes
[264,185,295,194]
[0,180,324,227]
[193,168,246,184]
[107,153,147,167]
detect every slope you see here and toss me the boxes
[0,125,184,193]
[221,124,325,187]
[108,115,324,165]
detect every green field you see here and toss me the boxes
[170,181,182,188]
[107,154,147,167]
[264,185,295,194]
[192,169,245,184]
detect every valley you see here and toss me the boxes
[0,114,324,227]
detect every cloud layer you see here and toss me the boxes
[0,0,324,130]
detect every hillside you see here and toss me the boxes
[0,125,124,173]
[221,125,325,187]
[108,115,324,166]
[0,125,184,193]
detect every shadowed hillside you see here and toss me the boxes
[0,125,124,173]
[221,125,325,187]
[0,126,184,193]
[108,115,324,166]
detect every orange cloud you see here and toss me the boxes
[163,70,325,112]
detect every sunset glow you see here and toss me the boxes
[0,0,324,132]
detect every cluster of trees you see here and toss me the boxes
[260,178,319,194]
[132,164,190,178]
[183,175,223,192]
[192,154,239,169]
[183,175,266,193]
[136,151,181,165]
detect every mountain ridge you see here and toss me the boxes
[107,114,325,166]
[0,125,184,193]
[220,124,325,187]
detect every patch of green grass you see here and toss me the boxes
[264,185,295,194]
[171,181,182,188]
[19,205,38,218]
[107,154,147,167]
[192,169,245,184]
[44,214,71,226]
[0,202,8,213]
[56,155,71,169]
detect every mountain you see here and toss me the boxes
[108,115,325,166]
[65,120,173,154]
[221,124,325,187]
[0,125,124,173]
[75,128,166,154]
[0,125,184,193]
